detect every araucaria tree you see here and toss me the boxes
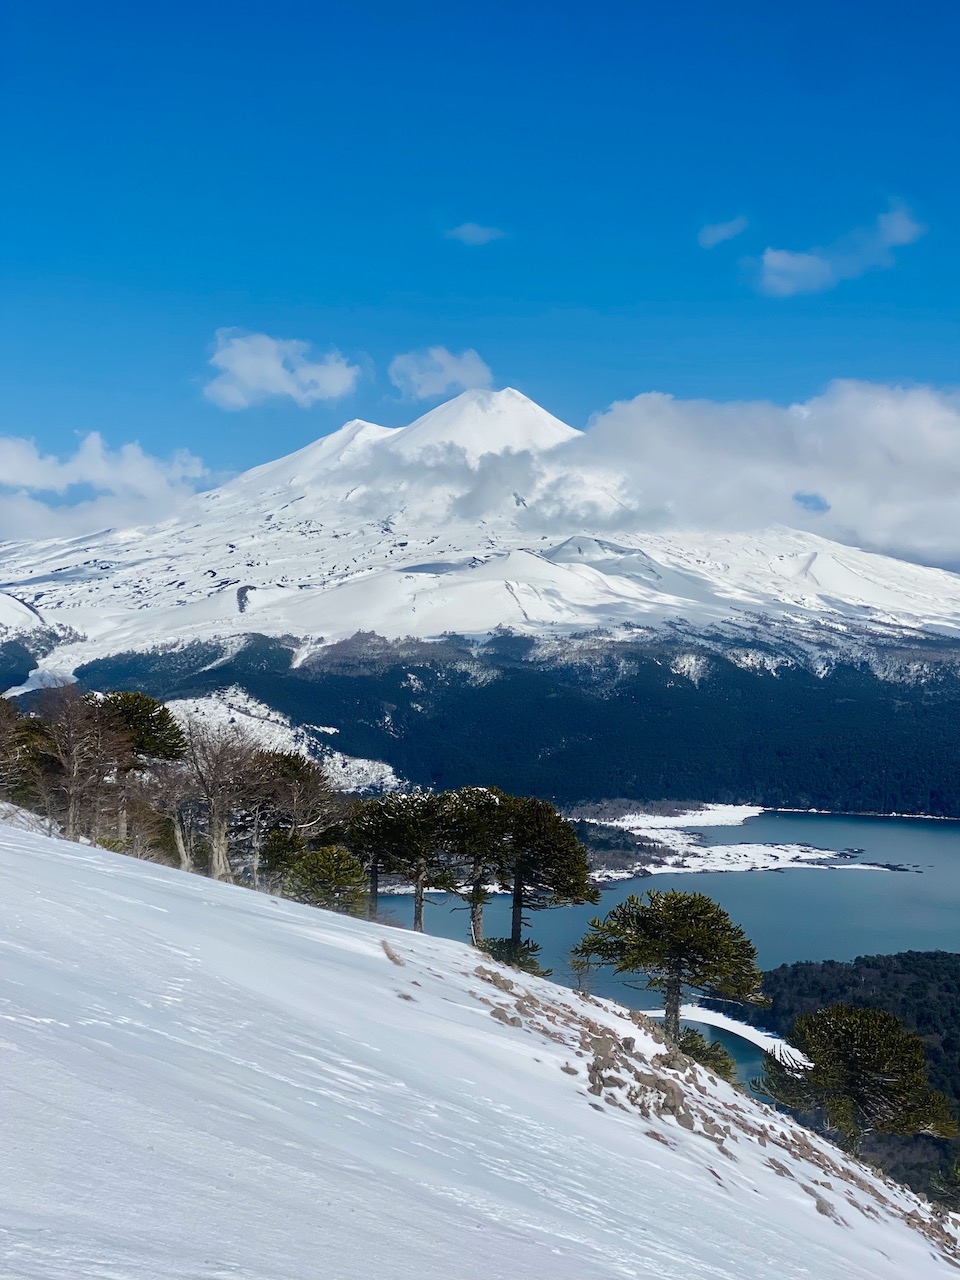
[101,691,185,847]
[574,889,764,1044]
[498,795,599,949]
[441,786,512,946]
[349,792,451,931]
[250,750,339,889]
[758,1004,958,1151]
[285,844,368,916]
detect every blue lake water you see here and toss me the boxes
[386,811,960,1080]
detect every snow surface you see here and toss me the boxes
[165,685,402,793]
[2,817,958,1279]
[0,801,59,836]
[0,591,41,631]
[4,389,960,684]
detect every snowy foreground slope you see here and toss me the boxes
[2,823,957,1280]
[5,388,960,685]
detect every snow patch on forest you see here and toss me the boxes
[165,685,402,793]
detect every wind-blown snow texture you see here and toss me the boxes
[4,387,960,685]
[2,818,958,1279]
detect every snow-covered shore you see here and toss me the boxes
[586,803,887,878]
[647,1003,809,1062]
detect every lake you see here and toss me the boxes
[386,811,960,1081]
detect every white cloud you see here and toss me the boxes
[445,223,506,246]
[0,434,206,539]
[574,380,960,564]
[262,377,960,568]
[758,203,925,296]
[204,329,360,410]
[5,378,960,566]
[698,215,748,248]
[388,346,494,400]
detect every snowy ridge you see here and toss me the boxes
[4,388,960,684]
[2,819,958,1279]
[165,686,402,793]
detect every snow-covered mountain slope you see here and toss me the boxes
[4,386,960,682]
[165,685,402,793]
[3,820,958,1279]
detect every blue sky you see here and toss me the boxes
[0,0,957,530]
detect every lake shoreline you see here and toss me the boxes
[774,807,960,822]
[579,803,907,879]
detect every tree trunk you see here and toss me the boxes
[413,869,426,932]
[469,880,484,947]
[368,856,379,921]
[209,813,232,881]
[65,790,79,842]
[117,786,128,846]
[510,862,524,946]
[173,817,193,872]
[251,806,262,891]
[664,971,683,1045]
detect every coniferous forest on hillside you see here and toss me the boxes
[37,631,960,815]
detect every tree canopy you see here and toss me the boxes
[498,795,598,946]
[285,845,368,916]
[101,690,185,761]
[758,1004,958,1152]
[574,889,764,1043]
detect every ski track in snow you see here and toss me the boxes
[1,815,958,1279]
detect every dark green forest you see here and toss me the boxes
[58,631,960,815]
[713,951,960,1196]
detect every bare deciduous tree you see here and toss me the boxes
[178,718,260,881]
[150,758,204,871]
[0,698,20,798]
[37,687,132,842]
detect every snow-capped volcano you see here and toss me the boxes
[384,385,582,461]
[3,386,960,682]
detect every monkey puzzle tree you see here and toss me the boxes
[441,786,512,946]
[574,889,764,1044]
[101,691,185,762]
[757,1004,958,1152]
[676,1028,738,1084]
[285,844,368,917]
[498,795,599,949]
[250,750,339,890]
[101,691,185,846]
[348,791,452,930]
